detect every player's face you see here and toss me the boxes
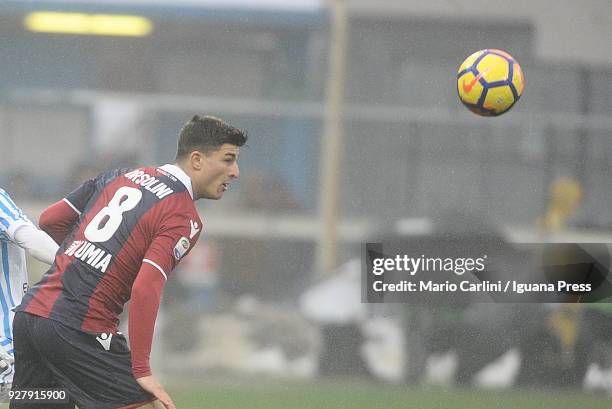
[193,144,240,200]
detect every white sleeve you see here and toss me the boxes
[13,224,59,265]
[0,189,31,241]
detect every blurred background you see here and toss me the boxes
[2,0,612,407]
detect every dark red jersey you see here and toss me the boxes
[17,165,202,333]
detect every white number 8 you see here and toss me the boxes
[84,186,142,243]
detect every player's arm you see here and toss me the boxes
[129,262,165,379]
[39,200,81,245]
[39,178,97,244]
[0,189,58,264]
[129,262,175,409]
[129,210,199,409]
[13,223,59,264]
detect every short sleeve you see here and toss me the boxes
[64,178,97,215]
[142,212,201,280]
[0,189,34,242]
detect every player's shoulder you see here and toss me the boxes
[0,188,31,238]
[0,187,13,202]
[160,191,199,218]
[155,185,200,222]
[0,188,27,218]
[163,206,202,246]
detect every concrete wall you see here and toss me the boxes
[347,0,612,67]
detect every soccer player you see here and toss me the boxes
[10,115,247,409]
[0,189,59,398]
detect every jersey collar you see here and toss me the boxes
[159,164,194,199]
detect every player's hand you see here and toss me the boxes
[0,344,14,374]
[136,375,175,409]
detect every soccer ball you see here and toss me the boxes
[457,49,524,116]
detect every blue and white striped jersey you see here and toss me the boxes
[0,189,32,384]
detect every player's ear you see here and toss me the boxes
[189,150,204,171]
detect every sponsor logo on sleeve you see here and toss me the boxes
[173,236,191,260]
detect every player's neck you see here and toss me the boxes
[170,161,196,200]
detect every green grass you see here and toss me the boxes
[167,381,612,409]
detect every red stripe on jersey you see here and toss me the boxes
[22,253,72,317]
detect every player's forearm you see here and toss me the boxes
[39,199,80,244]
[129,263,165,378]
[13,224,59,265]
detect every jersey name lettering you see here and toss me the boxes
[123,169,174,199]
[64,240,113,273]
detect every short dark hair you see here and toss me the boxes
[176,115,248,159]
